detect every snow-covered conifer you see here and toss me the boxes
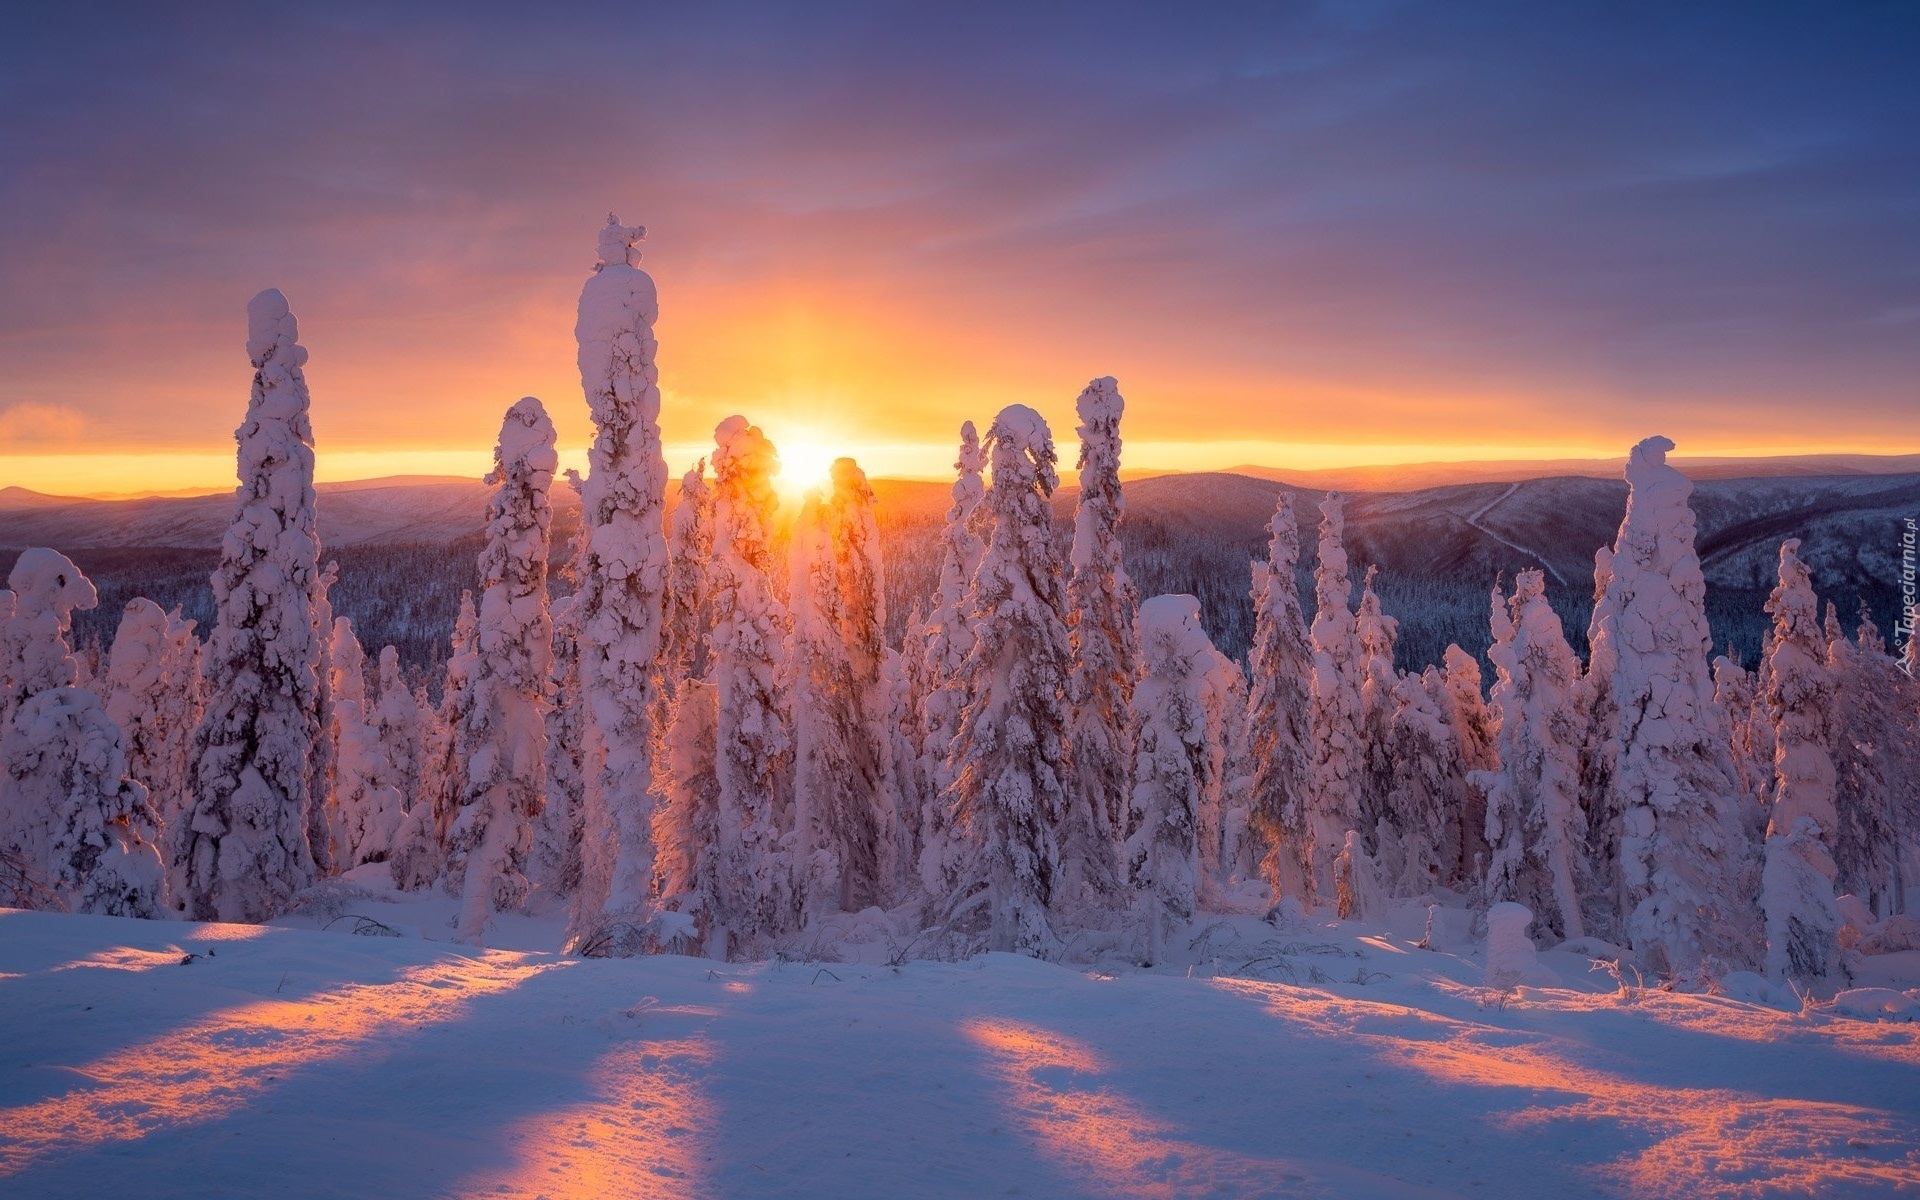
[3,687,164,916]
[568,217,672,949]
[1758,540,1841,984]
[1304,493,1364,909]
[325,618,388,870]
[662,458,714,687]
[444,398,555,945]
[705,415,793,952]
[944,405,1074,955]
[308,560,339,878]
[1197,645,1252,895]
[790,458,901,917]
[391,593,475,891]
[1595,437,1759,975]
[1126,595,1213,964]
[102,598,201,903]
[535,471,587,898]
[1826,612,1915,916]
[2,548,96,716]
[916,422,989,894]
[180,290,325,922]
[1477,570,1588,942]
[1371,669,1466,898]
[653,678,723,956]
[1063,377,1135,906]
[1439,646,1497,888]
[352,646,419,867]
[1243,493,1315,903]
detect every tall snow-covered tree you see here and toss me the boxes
[944,405,1074,955]
[1197,644,1252,896]
[790,458,901,917]
[1126,595,1213,966]
[1438,645,1497,888]
[1826,612,1915,917]
[0,551,163,915]
[569,217,672,949]
[535,471,587,898]
[706,415,794,953]
[1371,669,1468,899]
[653,677,723,956]
[1477,570,1588,942]
[308,560,339,878]
[1305,493,1364,910]
[1757,540,1842,984]
[1243,493,1315,904]
[662,458,714,688]
[351,645,420,868]
[1594,436,1760,975]
[325,617,389,870]
[1353,566,1401,870]
[445,398,556,945]
[1063,377,1135,907]
[101,598,201,903]
[916,421,989,895]
[4,687,164,917]
[2,548,96,720]
[392,592,476,891]
[181,289,325,922]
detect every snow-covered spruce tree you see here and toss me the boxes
[2,547,97,720]
[705,415,794,953]
[1371,669,1465,898]
[1198,644,1252,895]
[4,687,164,916]
[943,405,1075,955]
[916,421,989,895]
[443,399,556,946]
[568,217,671,951]
[1757,540,1842,984]
[1596,436,1760,976]
[1305,493,1365,911]
[1826,612,1914,916]
[1126,595,1213,965]
[1714,651,1769,812]
[790,458,901,917]
[308,560,339,878]
[1063,377,1135,907]
[662,458,714,688]
[1243,493,1315,904]
[652,677,723,956]
[352,645,419,868]
[324,617,383,870]
[1439,645,1497,888]
[180,290,325,922]
[102,598,201,903]
[535,470,587,898]
[391,592,475,891]
[1477,570,1589,942]
[1353,566,1401,876]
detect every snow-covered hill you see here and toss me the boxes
[2,903,1917,1198]
[0,478,584,551]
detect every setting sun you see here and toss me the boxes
[769,435,841,500]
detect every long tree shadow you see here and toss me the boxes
[0,911,443,1113]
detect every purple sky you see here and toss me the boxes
[2,2,1916,489]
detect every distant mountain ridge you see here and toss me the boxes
[1227,453,1920,493]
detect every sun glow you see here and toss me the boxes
[767,435,842,501]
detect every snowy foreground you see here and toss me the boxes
[4,897,1919,1199]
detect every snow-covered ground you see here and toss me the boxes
[4,892,1918,1198]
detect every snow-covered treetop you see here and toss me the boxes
[986,404,1058,496]
[830,456,871,504]
[956,420,985,478]
[245,288,309,384]
[1137,594,1213,672]
[490,397,559,487]
[595,214,646,271]
[7,548,96,624]
[714,416,781,514]
[1266,493,1300,576]
[1076,376,1122,428]
[1622,435,1690,520]
[1764,539,1822,646]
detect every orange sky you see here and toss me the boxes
[5,9,1917,498]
